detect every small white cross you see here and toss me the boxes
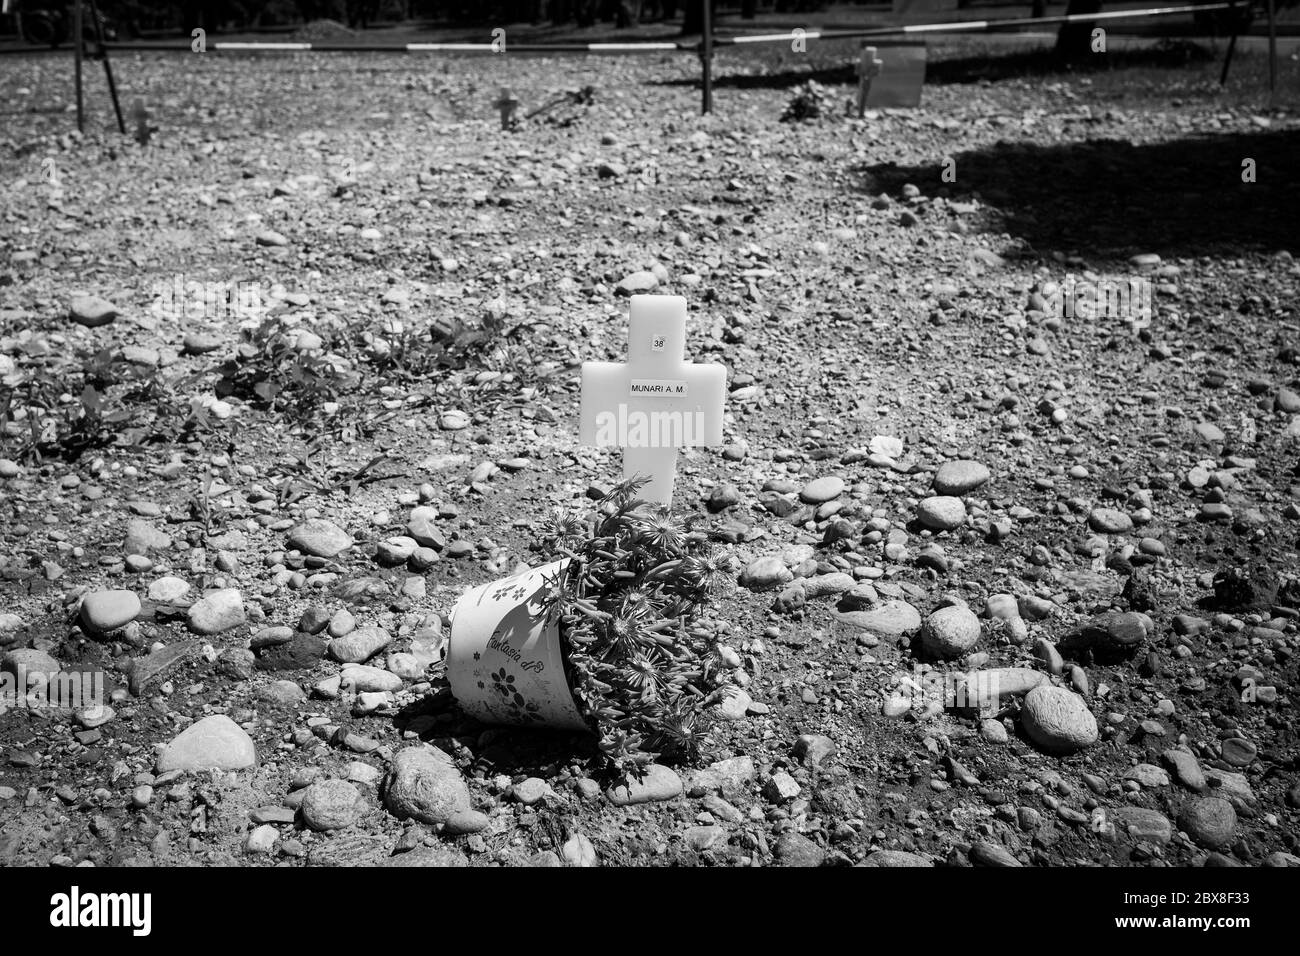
[857,45,884,118]
[579,295,726,506]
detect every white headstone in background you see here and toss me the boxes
[580,295,726,507]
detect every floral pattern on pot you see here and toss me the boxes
[447,559,590,731]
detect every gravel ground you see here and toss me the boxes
[1,37,1299,867]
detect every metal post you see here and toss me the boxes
[88,0,125,134]
[701,0,712,115]
[1266,0,1277,95]
[1219,31,1238,87]
[73,0,84,132]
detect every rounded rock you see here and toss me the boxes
[920,605,982,660]
[156,714,256,772]
[384,746,471,825]
[916,496,967,531]
[1088,508,1133,534]
[187,588,246,635]
[80,590,141,634]
[1179,797,1237,849]
[287,519,352,558]
[799,476,845,504]
[933,460,991,496]
[1021,685,1098,754]
[300,779,365,831]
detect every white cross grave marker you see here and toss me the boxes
[580,295,726,507]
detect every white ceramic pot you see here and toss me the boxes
[447,559,590,731]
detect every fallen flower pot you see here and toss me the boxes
[447,558,590,731]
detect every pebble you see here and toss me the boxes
[860,850,933,867]
[933,460,991,496]
[1220,737,1257,767]
[1110,807,1173,845]
[123,519,171,555]
[793,734,836,768]
[287,519,352,558]
[300,779,365,831]
[74,705,115,729]
[799,476,845,504]
[1088,508,1133,533]
[763,771,801,803]
[406,506,445,549]
[510,778,555,805]
[562,833,599,866]
[1124,764,1170,788]
[80,590,141,634]
[256,680,305,707]
[439,409,470,430]
[2,648,60,684]
[147,577,190,603]
[187,588,246,635]
[1162,749,1207,791]
[834,600,922,640]
[920,605,981,659]
[383,746,471,825]
[1178,796,1237,849]
[686,756,755,799]
[246,825,279,854]
[1021,685,1098,753]
[69,295,118,327]
[615,271,658,295]
[607,764,683,805]
[376,536,418,565]
[341,664,402,693]
[329,626,392,663]
[443,809,490,835]
[916,496,966,531]
[156,714,256,772]
[182,331,224,354]
[970,841,1022,867]
[802,572,855,598]
[739,556,793,591]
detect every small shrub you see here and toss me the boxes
[781,80,831,122]
[535,477,736,776]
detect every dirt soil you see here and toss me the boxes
[1,37,1299,867]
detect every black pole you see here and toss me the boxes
[1266,0,1277,95]
[1219,31,1238,86]
[701,0,712,114]
[88,0,125,133]
[73,0,84,132]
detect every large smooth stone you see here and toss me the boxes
[80,590,141,634]
[156,714,256,772]
[383,746,470,825]
[1021,685,1098,754]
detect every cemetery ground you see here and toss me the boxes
[1,34,1300,868]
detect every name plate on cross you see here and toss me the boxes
[580,295,726,506]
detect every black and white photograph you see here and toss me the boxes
[0,0,1295,926]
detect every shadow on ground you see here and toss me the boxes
[855,127,1300,260]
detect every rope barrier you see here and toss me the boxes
[0,3,1248,57]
